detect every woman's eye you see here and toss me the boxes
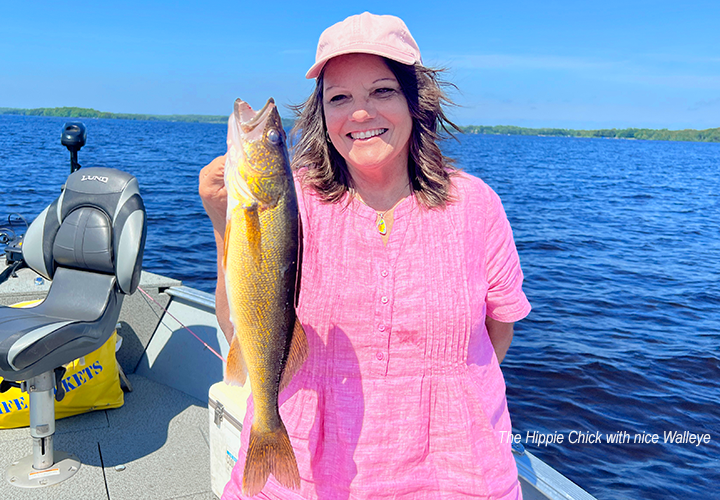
[374,87,397,97]
[328,94,347,103]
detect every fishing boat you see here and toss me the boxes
[0,123,597,500]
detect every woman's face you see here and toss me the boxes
[322,53,413,179]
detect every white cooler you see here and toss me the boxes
[208,381,252,498]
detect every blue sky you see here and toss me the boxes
[2,0,719,129]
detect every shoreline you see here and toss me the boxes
[461,124,720,143]
[2,107,718,143]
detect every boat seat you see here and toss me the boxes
[0,268,121,381]
[0,167,146,488]
[0,167,146,382]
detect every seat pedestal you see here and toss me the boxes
[5,371,81,488]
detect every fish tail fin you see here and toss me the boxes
[279,319,308,393]
[242,422,300,496]
[224,335,247,386]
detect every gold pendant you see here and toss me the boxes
[377,215,387,235]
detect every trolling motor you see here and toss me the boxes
[61,122,87,173]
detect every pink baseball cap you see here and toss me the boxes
[306,12,422,79]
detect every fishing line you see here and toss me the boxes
[136,286,227,363]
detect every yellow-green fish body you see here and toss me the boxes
[223,97,306,496]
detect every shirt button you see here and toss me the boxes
[381,270,388,277]
[378,324,386,332]
[376,352,384,360]
[381,296,389,304]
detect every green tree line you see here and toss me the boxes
[0,106,228,124]
[461,125,720,143]
[2,107,717,142]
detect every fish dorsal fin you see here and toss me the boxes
[224,335,248,387]
[279,318,308,393]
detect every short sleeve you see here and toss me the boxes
[484,189,531,323]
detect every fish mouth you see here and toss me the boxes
[235,98,276,139]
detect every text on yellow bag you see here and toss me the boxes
[0,329,124,429]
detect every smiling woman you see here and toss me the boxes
[199,11,532,500]
[292,40,461,212]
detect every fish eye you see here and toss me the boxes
[267,129,281,144]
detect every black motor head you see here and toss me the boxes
[61,122,87,153]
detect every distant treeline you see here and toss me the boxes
[0,106,303,128]
[461,125,720,143]
[0,106,228,124]
[3,107,717,142]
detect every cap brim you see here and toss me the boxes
[305,48,418,79]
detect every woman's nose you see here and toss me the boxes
[350,98,375,121]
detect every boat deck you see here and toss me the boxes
[0,375,216,500]
[0,258,223,499]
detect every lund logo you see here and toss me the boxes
[81,175,109,183]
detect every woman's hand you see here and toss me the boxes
[199,154,228,234]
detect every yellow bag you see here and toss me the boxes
[0,300,124,429]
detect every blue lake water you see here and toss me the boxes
[1,115,718,499]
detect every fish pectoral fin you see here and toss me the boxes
[224,335,248,387]
[222,217,232,270]
[279,318,309,393]
[243,204,262,266]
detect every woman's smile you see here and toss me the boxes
[348,128,388,140]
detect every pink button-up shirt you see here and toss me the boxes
[224,171,531,499]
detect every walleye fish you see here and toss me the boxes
[223,97,307,496]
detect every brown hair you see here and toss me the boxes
[289,58,462,209]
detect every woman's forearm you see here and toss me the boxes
[199,155,233,345]
[213,227,234,345]
[486,317,514,364]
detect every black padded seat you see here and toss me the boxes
[0,166,145,383]
[0,268,121,381]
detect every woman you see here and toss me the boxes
[199,12,531,500]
